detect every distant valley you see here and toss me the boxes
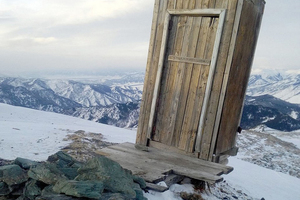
[1,71,300,131]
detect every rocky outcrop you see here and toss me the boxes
[0,151,147,200]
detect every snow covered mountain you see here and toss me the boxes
[1,70,300,131]
[241,95,300,131]
[0,74,143,128]
[73,102,140,128]
[247,71,300,104]
[0,74,143,108]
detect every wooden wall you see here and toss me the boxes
[215,0,265,156]
[136,0,265,162]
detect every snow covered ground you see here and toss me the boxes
[1,103,300,199]
[0,103,136,161]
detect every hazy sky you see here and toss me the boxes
[0,0,299,76]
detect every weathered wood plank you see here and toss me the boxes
[168,0,198,148]
[153,14,179,142]
[197,0,238,160]
[156,10,185,144]
[187,18,219,151]
[168,9,223,16]
[195,9,226,157]
[99,143,229,184]
[178,0,211,151]
[136,0,160,145]
[208,0,243,161]
[147,12,171,140]
[165,15,192,146]
[109,143,233,175]
[164,174,184,187]
[168,55,210,65]
[215,0,265,155]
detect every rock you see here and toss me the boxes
[23,180,43,200]
[47,151,82,180]
[0,165,28,186]
[53,180,104,199]
[10,182,26,196]
[41,185,55,196]
[36,194,80,200]
[75,156,145,199]
[47,151,81,168]
[132,175,146,189]
[99,193,128,200]
[28,163,67,185]
[14,158,38,170]
[0,182,10,196]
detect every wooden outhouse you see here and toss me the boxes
[136,0,265,163]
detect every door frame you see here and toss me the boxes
[146,8,227,152]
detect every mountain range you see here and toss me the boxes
[247,72,300,104]
[1,71,300,131]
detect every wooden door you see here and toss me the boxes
[147,9,226,153]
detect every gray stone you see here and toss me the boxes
[99,193,129,200]
[53,180,104,199]
[36,194,81,200]
[41,185,55,196]
[14,158,38,170]
[132,175,146,189]
[59,168,79,180]
[0,165,28,186]
[9,182,25,196]
[75,156,146,200]
[28,163,67,185]
[47,151,81,168]
[0,182,10,196]
[47,151,82,180]
[23,180,42,200]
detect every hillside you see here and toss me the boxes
[1,71,300,132]
[247,72,300,104]
[241,95,300,131]
[1,103,300,200]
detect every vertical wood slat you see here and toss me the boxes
[181,0,212,152]
[136,0,169,145]
[215,0,265,155]
[159,0,186,144]
[208,0,243,161]
[153,0,185,143]
[136,0,161,145]
[186,18,220,153]
[198,0,238,160]
[153,14,179,142]
[169,0,197,147]
[177,0,210,150]
[195,8,227,153]
[147,13,171,140]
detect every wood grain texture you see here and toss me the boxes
[215,0,265,155]
[99,143,232,183]
[198,0,238,160]
[136,0,168,145]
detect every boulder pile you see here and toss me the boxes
[0,152,147,200]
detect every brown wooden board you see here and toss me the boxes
[215,0,265,155]
[198,0,238,160]
[99,143,233,184]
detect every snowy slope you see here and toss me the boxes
[226,157,300,200]
[247,72,300,104]
[1,103,300,199]
[0,103,136,161]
